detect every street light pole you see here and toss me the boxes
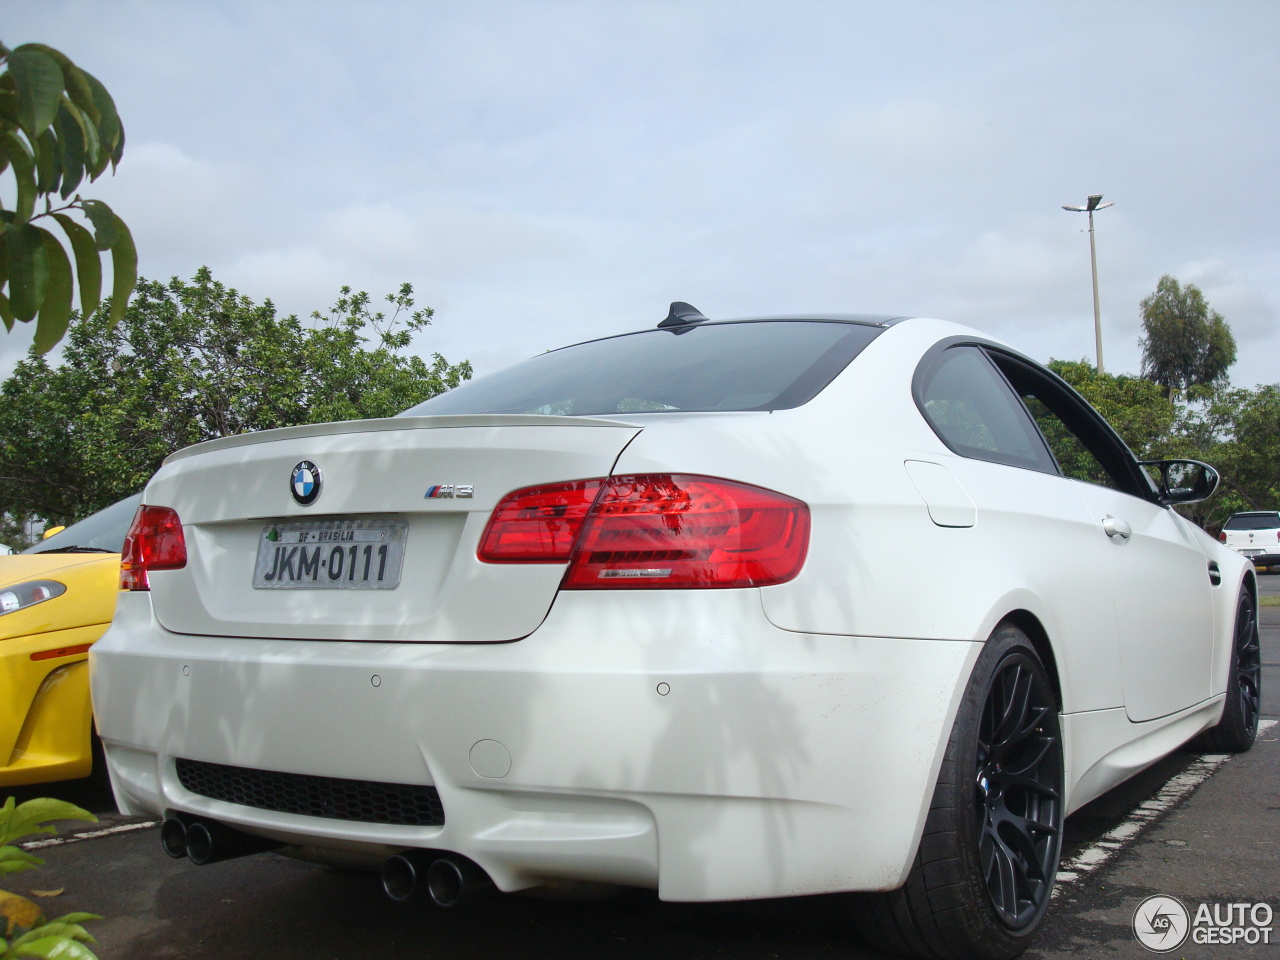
[1062,194,1114,374]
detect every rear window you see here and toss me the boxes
[1224,513,1280,531]
[400,320,884,417]
[23,493,143,555]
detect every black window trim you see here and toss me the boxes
[983,347,1158,502]
[912,335,1162,504]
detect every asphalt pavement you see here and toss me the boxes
[8,572,1278,960]
[1029,570,1280,958]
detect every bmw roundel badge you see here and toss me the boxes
[291,460,322,506]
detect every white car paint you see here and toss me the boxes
[145,416,640,642]
[89,316,1253,904]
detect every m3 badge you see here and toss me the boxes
[425,484,473,499]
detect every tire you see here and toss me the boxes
[89,723,109,785]
[854,624,1064,960]
[1193,589,1261,754]
[85,721,121,810]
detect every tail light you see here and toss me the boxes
[120,505,187,590]
[478,480,604,562]
[480,475,809,589]
[1218,531,1227,542]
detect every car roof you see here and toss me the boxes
[715,313,911,326]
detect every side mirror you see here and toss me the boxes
[1139,459,1220,504]
[41,525,66,540]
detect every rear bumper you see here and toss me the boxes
[91,590,979,901]
[1242,553,1280,567]
[1228,545,1280,566]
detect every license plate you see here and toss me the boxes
[1241,548,1263,557]
[252,519,407,590]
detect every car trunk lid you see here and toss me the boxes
[144,415,640,642]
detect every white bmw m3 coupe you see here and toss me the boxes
[91,306,1261,959]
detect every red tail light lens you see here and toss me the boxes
[120,505,187,590]
[1218,531,1227,542]
[566,475,809,588]
[479,475,810,589]
[478,480,605,562]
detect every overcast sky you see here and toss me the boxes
[6,1,1279,388]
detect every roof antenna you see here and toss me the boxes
[657,301,709,332]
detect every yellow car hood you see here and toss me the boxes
[0,553,121,640]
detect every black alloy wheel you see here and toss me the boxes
[974,653,1063,930]
[1231,592,1263,740]
[854,625,1064,960]
[1195,590,1261,753]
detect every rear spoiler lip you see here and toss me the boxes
[162,414,639,466]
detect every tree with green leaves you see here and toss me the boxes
[0,40,136,353]
[0,269,470,537]
[1048,359,1178,459]
[1138,275,1236,398]
[1222,385,1280,510]
[1050,358,1279,527]
[1169,383,1280,521]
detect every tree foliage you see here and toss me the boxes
[1048,359,1177,458]
[0,40,136,353]
[1138,275,1236,397]
[1167,384,1280,517]
[1224,386,1280,510]
[0,269,471,533]
[1052,358,1279,527]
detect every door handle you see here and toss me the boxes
[1102,516,1132,541]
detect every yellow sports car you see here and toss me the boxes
[0,494,140,787]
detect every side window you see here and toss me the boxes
[915,346,1058,474]
[1018,395,1118,489]
[989,352,1150,498]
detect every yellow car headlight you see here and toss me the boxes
[0,580,67,615]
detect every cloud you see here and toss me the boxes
[0,323,39,382]
[932,223,1082,321]
[86,141,266,283]
[221,199,589,317]
[1177,259,1278,341]
[5,1,1278,394]
[799,99,988,185]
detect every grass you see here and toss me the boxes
[1260,596,1280,607]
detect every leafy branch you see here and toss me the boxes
[0,268,473,530]
[310,282,435,349]
[0,40,136,353]
[0,797,101,959]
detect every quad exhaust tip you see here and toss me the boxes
[381,850,494,907]
[164,817,491,906]
[160,817,188,859]
[160,815,280,865]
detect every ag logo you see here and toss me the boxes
[1133,895,1190,952]
[290,461,322,506]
